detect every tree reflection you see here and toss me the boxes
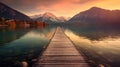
[63,25,120,41]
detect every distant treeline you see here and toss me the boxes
[0,17,49,28]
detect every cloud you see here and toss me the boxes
[0,0,120,17]
[72,0,102,4]
[0,0,99,10]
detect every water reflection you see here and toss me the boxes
[0,26,56,67]
[0,27,30,45]
[1,24,120,67]
[63,26,120,67]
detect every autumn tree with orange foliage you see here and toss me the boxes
[6,20,16,28]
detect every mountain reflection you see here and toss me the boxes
[0,26,56,67]
[63,25,120,67]
[0,27,30,45]
[63,25,120,41]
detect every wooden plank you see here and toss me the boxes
[33,27,90,67]
[39,55,85,61]
[34,64,89,67]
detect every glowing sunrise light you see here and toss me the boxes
[0,0,120,17]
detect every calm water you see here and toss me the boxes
[0,26,56,67]
[0,25,120,67]
[62,26,120,67]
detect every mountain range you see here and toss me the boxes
[31,12,68,23]
[68,7,120,23]
[0,2,120,25]
[0,2,31,21]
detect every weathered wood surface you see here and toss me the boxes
[33,27,90,67]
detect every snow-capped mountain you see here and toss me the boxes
[57,16,67,22]
[32,12,68,23]
[30,14,42,19]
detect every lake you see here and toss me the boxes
[0,26,56,67]
[62,25,120,67]
[0,25,120,67]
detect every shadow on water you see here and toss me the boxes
[62,25,120,67]
[0,25,57,67]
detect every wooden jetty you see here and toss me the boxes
[33,27,90,67]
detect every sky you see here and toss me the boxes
[0,0,120,17]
